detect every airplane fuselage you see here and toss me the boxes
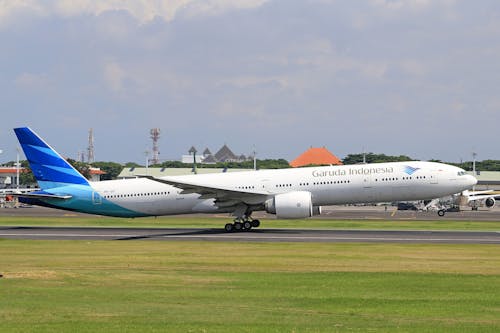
[30,161,476,218]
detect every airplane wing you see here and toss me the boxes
[139,175,269,208]
[462,190,500,202]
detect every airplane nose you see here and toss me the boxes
[467,175,478,187]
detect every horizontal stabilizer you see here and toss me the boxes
[11,192,72,200]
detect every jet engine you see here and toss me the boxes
[485,197,495,208]
[265,191,321,219]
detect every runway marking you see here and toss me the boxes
[1,232,499,243]
[0,233,133,238]
[166,235,500,243]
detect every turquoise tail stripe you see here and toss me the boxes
[19,185,149,218]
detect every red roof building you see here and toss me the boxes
[290,147,343,168]
[89,168,106,181]
[0,167,106,184]
[0,167,28,187]
[0,167,27,174]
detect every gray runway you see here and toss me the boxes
[1,206,499,244]
[1,226,499,244]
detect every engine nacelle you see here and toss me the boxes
[485,197,495,208]
[265,191,320,219]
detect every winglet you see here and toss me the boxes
[14,127,90,189]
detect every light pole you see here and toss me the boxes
[16,148,20,190]
[253,145,257,170]
[472,152,477,174]
[144,150,150,175]
[472,152,477,191]
[189,146,197,174]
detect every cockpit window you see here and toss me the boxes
[457,171,467,176]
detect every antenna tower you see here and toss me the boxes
[78,150,85,163]
[87,128,95,163]
[150,128,161,165]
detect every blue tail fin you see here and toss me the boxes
[14,127,90,189]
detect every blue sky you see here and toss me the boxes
[1,0,499,164]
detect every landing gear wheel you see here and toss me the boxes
[243,221,252,230]
[234,222,243,231]
[437,209,446,217]
[224,223,234,232]
[251,219,260,228]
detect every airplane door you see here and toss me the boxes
[92,191,102,205]
[363,175,374,202]
[261,179,273,193]
[363,175,372,188]
[429,174,439,184]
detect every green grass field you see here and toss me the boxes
[1,239,500,332]
[1,215,500,231]
[1,215,499,332]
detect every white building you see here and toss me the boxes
[182,144,250,164]
[0,167,26,188]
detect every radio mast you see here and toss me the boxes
[87,128,95,163]
[150,128,160,165]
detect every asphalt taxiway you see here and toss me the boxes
[1,206,499,244]
[1,227,499,244]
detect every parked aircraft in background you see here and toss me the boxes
[13,127,477,231]
[402,189,500,216]
[457,190,499,210]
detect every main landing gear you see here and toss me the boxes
[224,217,260,232]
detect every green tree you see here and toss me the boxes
[124,162,144,168]
[1,160,36,186]
[66,159,91,180]
[343,153,414,165]
[256,159,291,169]
[157,161,192,168]
[19,160,36,186]
[155,158,291,170]
[91,161,123,180]
[448,160,500,172]
[477,160,500,171]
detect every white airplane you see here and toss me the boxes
[456,190,499,210]
[13,127,477,231]
[0,188,39,194]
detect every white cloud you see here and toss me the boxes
[0,0,47,27]
[14,72,49,90]
[372,0,427,10]
[398,59,427,77]
[53,0,190,22]
[357,0,460,26]
[2,0,500,162]
[179,0,268,19]
[370,0,454,11]
[0,0,269,26]
[103,62,126,92]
